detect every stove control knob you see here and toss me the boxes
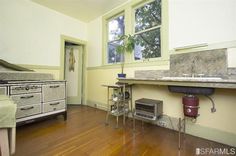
[25,86,30,90]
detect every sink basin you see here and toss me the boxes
[161,77,222,81]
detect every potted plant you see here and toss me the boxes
[116,34,136,78]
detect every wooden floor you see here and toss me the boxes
[14,106,231,156]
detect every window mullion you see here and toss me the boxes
[134,25,161,35]
[108,39,122,43]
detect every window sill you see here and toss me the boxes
[87,59,169,70]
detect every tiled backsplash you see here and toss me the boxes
[135,70,169,79]
[228,68,236,79]
[135,48,229,78]
[170,48,227,77]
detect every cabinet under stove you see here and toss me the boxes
[0,80,67,125]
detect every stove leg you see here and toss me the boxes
[63,111,67,121]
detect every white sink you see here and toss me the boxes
[161,77,222,80]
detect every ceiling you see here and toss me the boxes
[31,0,129,22]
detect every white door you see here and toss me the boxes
[64,45,83,104]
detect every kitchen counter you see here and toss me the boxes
[118,77,236,89]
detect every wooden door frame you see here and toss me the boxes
[60,35,87,105]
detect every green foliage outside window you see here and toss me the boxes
[105,0,163,64]
[134,0,162,60]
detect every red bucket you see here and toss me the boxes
[182,95,199,118]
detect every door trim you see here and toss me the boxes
[60,35,87,105]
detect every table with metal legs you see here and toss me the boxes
[102,84,132,128]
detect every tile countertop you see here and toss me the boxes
[118,77,236,89]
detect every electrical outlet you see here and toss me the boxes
[158,120,167,128]
[156,115,180,131]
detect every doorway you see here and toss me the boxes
[60,35,86,105]
[65,43,82,104]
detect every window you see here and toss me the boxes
[107,15,125,63]
[103,0,167,65]
[134,0,162,60]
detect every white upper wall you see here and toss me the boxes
[87,17,103,67]
[169,0,236,49]
[0,0,87,66]
[87,0,236,67]
[1,0,235,67]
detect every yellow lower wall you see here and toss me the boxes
[18,64,236,146]
[86,67,236,147]
[86,65,169,107]
[18,64,60,80]
[33,69,60,80]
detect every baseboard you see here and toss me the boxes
[85,99,236,147]
[86,100,108,111]
[186,122,236,147]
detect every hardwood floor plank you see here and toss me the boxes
[13,106,233,156]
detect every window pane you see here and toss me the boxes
[108,15,125,41]
[134,28,161,60]
[135,0,161,33]
[107,40,122,63]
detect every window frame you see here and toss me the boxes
[102,0,168,66]
[132,0,163,62]
[103,9,126,65]
[106,13,125,64]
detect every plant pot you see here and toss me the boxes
[117,73,126,78]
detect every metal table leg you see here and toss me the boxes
[183,117,186,139]
[123,85,126,126]
[105,87,110,125]
[178,117,186,150]
[133,116,136,132]
[130,85,133,113]
[116,116,119,129]
[123,112,126,126]
[178,118,181,150]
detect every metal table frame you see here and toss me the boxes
[178,117,186,150]
[103,84,132,128]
